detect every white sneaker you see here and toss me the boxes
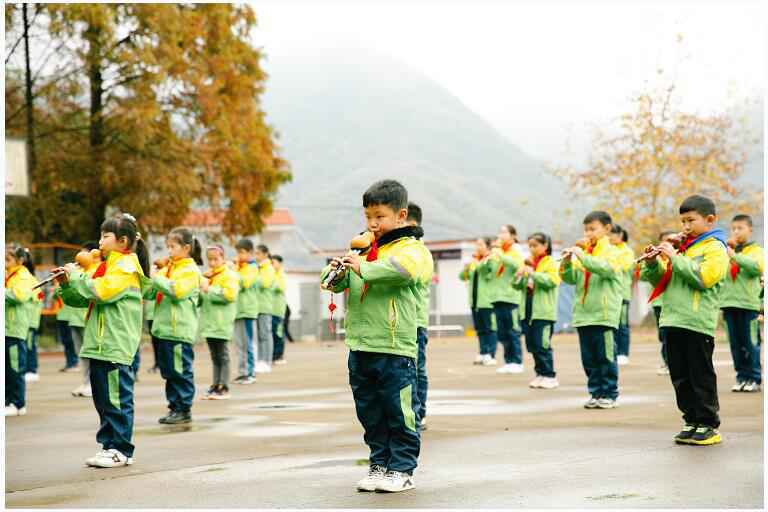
[507,363,524,374]
[3,404,27,416]
[538,377,559,389]
[731,381,746,392]
[72,385,85,397]
[597,398,618,409]
[86,448,133,468]
[496,364,512,374]
[617,355,629,366]
[375,470,415,493]
[482,356,498,366]
[584,397,599,409]
[24,373,39,383]
[80,385,93,398]
[356,464,387,492]
[273,359,287,366]
[473,354,484,365]
[742,381,761,392]
[656,365,670,376]
[529,376,544,388]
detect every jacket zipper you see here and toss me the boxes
[98,310,105,354]
[171,304,177,334]
[388,298,398,346]
[692,291,700,312]
[602,295,608,320]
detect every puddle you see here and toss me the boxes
[234,422,340,438]
[197,466,228,473]
[136,424,211,435]
[238,402,344,412]
[428,396,658,416]
[289,458,362,470]
[587,493,642,501]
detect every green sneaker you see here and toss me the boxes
[674,424,697,444]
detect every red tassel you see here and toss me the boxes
[328,294,338,335]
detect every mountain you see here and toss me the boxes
[260,46,576,250]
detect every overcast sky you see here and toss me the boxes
[250,0,764,166]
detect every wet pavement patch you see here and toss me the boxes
[587,492,642,501]
[289,458,362,470]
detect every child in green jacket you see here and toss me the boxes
[720,214,764,392]
[514,232,560,389]
[148,227,202,425]
[55,213,151,467]
[560,210,623,409]
[639,195,729,446]
[321,179,433,493]
[21,249,43,384]
[487,225,525,374]
[270,255,288,365]
[610,225,634,365]
[254,244,276,373]
[200,245,239,400]
[459,237,498,366]
[5,244,36,417]
[232,239,259,384]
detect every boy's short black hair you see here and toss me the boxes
[407,202,422,225]
[235,238,254,252]
[363,180,408,211]
[271,254,283,263]
[256,244,269,255]
[732,214,753,227]
[679,195,716,217]
[583,210,612,226]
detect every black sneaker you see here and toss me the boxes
[164,410,192,424]
[690,426,722,446]
[674,423,697,444]
[158,411,176,424]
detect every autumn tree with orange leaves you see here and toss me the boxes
[556,79,761,251]
[5,3,290,243]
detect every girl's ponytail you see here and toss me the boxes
[191,237,203,266]
[135,237,151,276]
[21,247,35,274]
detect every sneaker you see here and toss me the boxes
[375,470,415,493]
[202,386,216,400]
[233,375,246,383]
[596,397,618,409]
[473,354,484,365]
[163,411,192,425]
[583,397,599,409]
[674,423,697,444]
[85,449,111,466]
[63,365,80,373]
[86,448,133,468]
[71,385,85,397]
[617,355,629,366]
[529,376,544,388]
[419,418,428,431]
[496,364,512,374]
[482,356,498,366]
[80,384,92,398]
[254,362,271,374]
[656,365,670,376]
[506,363,524,374]
[242,376,255,385]
[356,464,387,492]
[689,426,722,446]
[274,359,287,366]
[538,377,559,389]
[731,381,746,392]
[158,411,176,424]
[742,381,761,392]
[210,388,231,400]
[3,404,27,416]
[24,372,40,383]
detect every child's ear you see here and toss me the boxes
[397,208,408,222]
[706,214,717,224]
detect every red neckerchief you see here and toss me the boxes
[496,241,514,277]
[647,236,696,303]
[5,268,20,288]
[527,255,545,295]
[730,242,753,281]
[85,259,108,321]
[206,265,226,284]
[580,243,595,304]
[360,238,379,302]
[155,259,175,306]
